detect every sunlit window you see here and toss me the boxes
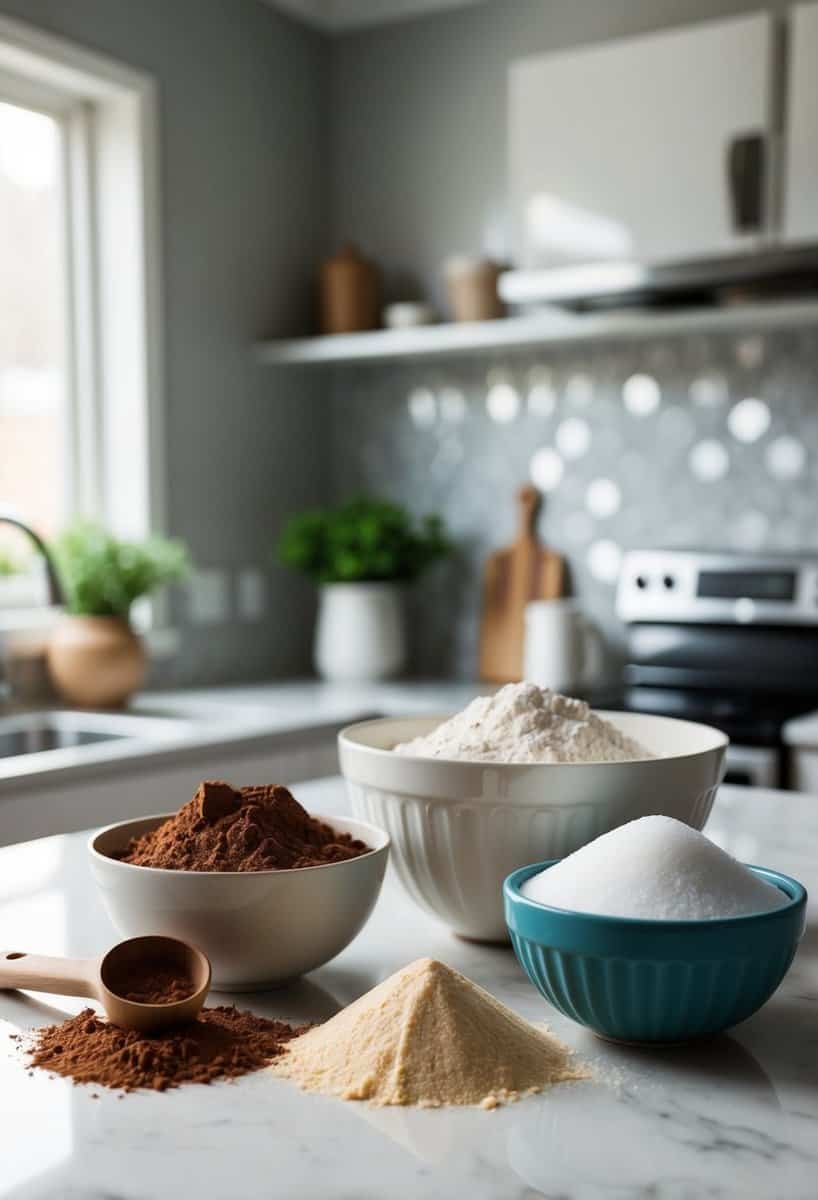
[0,99,67,574]
[0,28,160,623]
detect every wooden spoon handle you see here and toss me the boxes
[516,484,541,540]
[0,950,98,1000]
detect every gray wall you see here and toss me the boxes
[0,0,330,683]
[329,0,795,314]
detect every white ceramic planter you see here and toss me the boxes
[314,582,406,682]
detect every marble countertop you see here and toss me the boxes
[0,679,488,793]
[1,778,816,1200]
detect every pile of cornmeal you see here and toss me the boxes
[272,957,587,1109]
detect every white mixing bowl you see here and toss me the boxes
[89,812,389,989]
[338,712,727,941]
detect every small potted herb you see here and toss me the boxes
[277,497,451,681]
[47,522,190,707]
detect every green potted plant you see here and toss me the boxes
[278,497,451,681]
[47,522,189,707]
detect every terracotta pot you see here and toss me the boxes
[47,615,146,708]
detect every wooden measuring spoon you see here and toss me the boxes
[0,935,211,1033]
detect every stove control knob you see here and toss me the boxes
[635,575,649,590]
[663,574,675,590]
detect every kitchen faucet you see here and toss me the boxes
[0,514,65,707]
[0,514,65,606]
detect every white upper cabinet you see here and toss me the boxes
[509,15,773,269]
[783,2,818,243]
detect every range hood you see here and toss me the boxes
[499,246,818,312]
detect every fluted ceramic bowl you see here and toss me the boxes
[505,859,807,1042]
[338,712,727,941]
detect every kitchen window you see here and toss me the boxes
[0,93,68,606]
[0,99,67,549]
[0,16,165,624]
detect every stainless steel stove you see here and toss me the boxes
[616,550,818,787]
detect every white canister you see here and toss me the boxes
[523,599,604,692]
[314,581,406,682]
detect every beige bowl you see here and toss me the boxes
[338,712,727,942]
[89,813,389,990]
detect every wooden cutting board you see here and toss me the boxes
[479,485,565,683]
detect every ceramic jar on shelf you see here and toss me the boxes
[319,244,380,334]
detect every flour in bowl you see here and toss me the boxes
[394,682,652,764]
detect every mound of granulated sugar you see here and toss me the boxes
[522,815,788,920]
[271,958,587,1109]
[394,682,651,764]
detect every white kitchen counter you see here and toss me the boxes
[0,779,816,1199]
[0,679,485,793]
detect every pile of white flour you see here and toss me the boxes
[394,682,652,764]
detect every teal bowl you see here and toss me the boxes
[504,860,807,1043]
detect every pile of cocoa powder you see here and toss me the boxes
[24,1006,307,1092]
[117,780,371,872]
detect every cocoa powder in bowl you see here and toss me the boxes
[27,1006,307,1092]
[117,781,371,872]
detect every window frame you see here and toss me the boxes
[0,15,168,634]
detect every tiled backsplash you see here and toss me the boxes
[329,326,818,679]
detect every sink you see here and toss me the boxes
[0,722,121,757]
[0,710,192,760]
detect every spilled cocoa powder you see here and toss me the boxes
[117,780,371,872]
[26,1006,307,1092]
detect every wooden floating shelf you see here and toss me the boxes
[254,299,818,368]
